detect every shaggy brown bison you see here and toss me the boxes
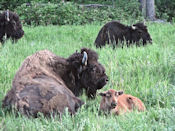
[99,89,145,115]
[95,21,152,48]
[2,48,108,117]
[0,10,24,44]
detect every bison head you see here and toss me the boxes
[130,23,152,45]
[2,10,24,40]
[67,48,108,98]
[80,48,109,98]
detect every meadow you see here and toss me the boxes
[0,22,175,131]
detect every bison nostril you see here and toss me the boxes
[111,102,117,108]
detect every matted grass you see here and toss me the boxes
[0,22,175,131]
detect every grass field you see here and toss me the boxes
[0,22,175,131]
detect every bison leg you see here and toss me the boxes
[0,38,4,45]
[12,38,18,44]
[0,34,5,45]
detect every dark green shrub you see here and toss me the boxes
[15,0,143,26]
[155,0,175,21]
[0,0,30,11]
[1,0,175,22]
[15,2,59,26]
[0,0,60,11]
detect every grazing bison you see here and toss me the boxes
[2,48,108,117]
[99,89,145,115]
[0,10,24,44]
[95,21,152,48]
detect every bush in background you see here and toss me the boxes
[1,0,175,24]
[0,0,59,10]
[155,0,175,21]
[15,0,142,26]
[0,0,29,11]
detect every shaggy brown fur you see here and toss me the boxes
[99,89,145,115]
[2,48,108,117]
[95,21,152,48]
[0,10,24,44]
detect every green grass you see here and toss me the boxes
[0,22,175,131]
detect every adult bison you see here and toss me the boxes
[94,21,152,48]
[2,48,108,117]
[0,10,24,44]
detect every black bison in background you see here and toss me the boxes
[95,21,152,48]
[0,10,24,44]
[2,48,108,117]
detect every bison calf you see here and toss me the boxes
[0,10,24,44]
[99,89,145,115]
[95,21,152,48]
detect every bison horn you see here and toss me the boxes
[5,10,10,21]
[82,51,88,66]
[131,25,136,30]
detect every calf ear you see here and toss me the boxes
[117,90,124,95]
[127,97,133,104]
[99,92,106,97]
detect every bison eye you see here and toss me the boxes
[92,67,96,72]
[138,30,142,34]
[90,65,96,72]
[11,21,16,26]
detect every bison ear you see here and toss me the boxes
[99,92,106,97]
[117,90,124,96]
[82,51,88,66]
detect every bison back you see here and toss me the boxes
[114,94,145,115]
[2,50,84,117]
[3,75,83,117]
[94,21,130,48]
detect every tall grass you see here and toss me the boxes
[0,22,175,130]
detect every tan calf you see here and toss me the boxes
[99,89,145,115]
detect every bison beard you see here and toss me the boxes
[95,21,152,48]
[2,48,108,117]
[0,10,24,44]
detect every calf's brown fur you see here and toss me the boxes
[99,89,145,115]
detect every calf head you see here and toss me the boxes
[99,89,123,111]
[130,23,152,45]
[68,48,108,98]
